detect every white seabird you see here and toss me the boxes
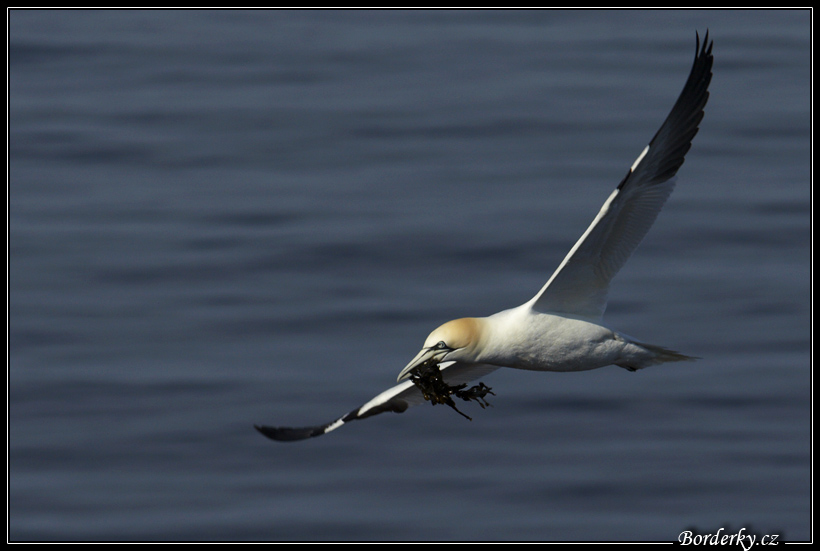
[256,32,713,442]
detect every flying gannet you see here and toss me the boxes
[256,31,713,442]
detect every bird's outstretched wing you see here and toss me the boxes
[255,362,499,441]
[528,32,713,320]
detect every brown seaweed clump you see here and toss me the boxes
[407,359,495,421]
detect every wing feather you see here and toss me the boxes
[255,362,499,441]
[529,32,713,319]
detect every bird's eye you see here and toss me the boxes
[435,341,447,350]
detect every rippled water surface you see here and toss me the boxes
[10,9,810,541]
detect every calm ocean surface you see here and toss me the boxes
[9,9,810,541]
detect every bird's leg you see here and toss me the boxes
[454,382,496,409]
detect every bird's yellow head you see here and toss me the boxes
[397,317,484,381]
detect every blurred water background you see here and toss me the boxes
[9,9,810,541]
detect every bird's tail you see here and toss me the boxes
[616,339,699,372]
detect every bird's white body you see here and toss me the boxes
[256,32,713,442]
[403,305,691,381]
[472,308,649,373]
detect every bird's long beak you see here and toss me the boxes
[396,347,446,382]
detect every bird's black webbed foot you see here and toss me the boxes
[454,382,496,409]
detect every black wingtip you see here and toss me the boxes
[254,423,327,442]
[254,409,360,442]
[697,29,713,58]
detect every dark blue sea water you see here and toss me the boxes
[9,9,811,542]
